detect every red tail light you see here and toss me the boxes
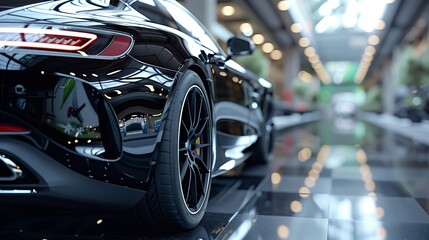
[0,28,97,51]
[0,124,30,135]
[100,35,132,57]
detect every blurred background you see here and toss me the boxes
[1,1,429,239]
[3,0,429,121]
[176,0,429,124]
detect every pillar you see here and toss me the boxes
[283,47,301,105]
[184,0,232,42]
[184,0,217,30]
[382,47,400,115]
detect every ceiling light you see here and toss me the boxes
[315,16,336,33]
[290,201,302,213]
[271,50,283,60]
[221,6,235,16]
[298,71,312,82]
[358,1,388,32]
[320,73,332,84]
[312,62,323,70]
[365,46,376,55]
[354,76,364,84]
[271,172,282,185]
[368,35,380,45]
[360,61,371,69]
[355,64,368,83]
[309,55,320,64]
[239,23,253,36]
[343,7,358,29]
[277,225,290,239]
[290,23,302,33]
[363,51,374,58]
[262,42,274,53]
[278,0,290,11]
[304,47,316,57]
[375,20,386,30]
[362,54,373,62]
[298,37,310,47]
[252,34,264,44]
[385,0,395,3]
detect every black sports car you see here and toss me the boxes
[0,0,274,230]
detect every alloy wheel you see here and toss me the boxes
[178,86,211,214]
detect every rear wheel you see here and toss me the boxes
[141,71,212,230]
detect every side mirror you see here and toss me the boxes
[227,36,255,57]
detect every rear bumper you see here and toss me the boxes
[0,138,145,211]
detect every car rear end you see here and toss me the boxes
[0,4,147,211]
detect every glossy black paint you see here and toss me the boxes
[0,0,273,207]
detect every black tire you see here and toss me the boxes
[142,71,213,230]
[249,94,274,164]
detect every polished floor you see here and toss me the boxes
[215,117,429,240]
[2,115,429,239]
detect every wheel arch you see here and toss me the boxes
[141,67,214,230]
[179,57,215,106]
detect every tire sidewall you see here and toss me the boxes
[262,94,275,162]
[158,70,212,228]
[250,94,274,164]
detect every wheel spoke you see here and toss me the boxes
[195,155,209,173]
[181,120,190,136]
[196,93,203,126]
[195,117,208,138]
[195,167,205,197]
[191,90,198,130]
[185,166,193,203]
[180,159,190,181]
[186,97,194,130]
[196,143,210,149]
[189,167,198,208]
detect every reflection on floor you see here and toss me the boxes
[216,117,429,240]
[2,116,429,239]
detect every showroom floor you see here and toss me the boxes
[2,116,429,239]
[212,117,429,240]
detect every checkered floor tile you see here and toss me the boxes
[2,119,429,240]
[216,119,429,240]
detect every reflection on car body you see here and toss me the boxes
[0,0,274,230]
